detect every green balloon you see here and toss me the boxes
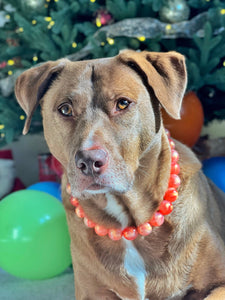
[0,190,72,280]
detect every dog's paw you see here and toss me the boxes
[204,287,225,300]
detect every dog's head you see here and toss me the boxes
[15,50,187,198]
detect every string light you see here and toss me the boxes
[32,20,37,25]
[138,36,146,42]
[45,17,55,29]
[8,70,13,75]
[33,56,38,62]
[18,27,24,33]
[223,61,225,67]
[96,18,102,27]
[90,0,96,2]
[20,115,25,120]
[45,17,52,22]
[101,42,105,46]
[0,124,5,130]
[5,15,10,20]
[7,60,15,66]
[165,24,172,31]
[220,9,225,15]
[107,37,114,45]
[47,21,55,29]
[1,133,5,139]
[72,42,77,48]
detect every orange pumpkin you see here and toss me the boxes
[162,91,204,147]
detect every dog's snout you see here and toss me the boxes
[75,149,108,176]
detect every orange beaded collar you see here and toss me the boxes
[66,130,180,241]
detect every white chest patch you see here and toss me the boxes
[105,194,129,229]
[123,239,146,300]
[104,194,146,300]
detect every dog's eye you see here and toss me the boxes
[58,103,73,117]
[116,99,130,111]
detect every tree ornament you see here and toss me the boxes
[0,62,7,69]
[162,91,204,148]
[21,0,46,13]
[96,10,112,27]
[159,0,190,23]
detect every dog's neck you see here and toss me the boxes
[66,129,179,241]
[117,129,172,225]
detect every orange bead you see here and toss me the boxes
[66,183,71,194]
[171,150,179,164]
[164,187,178,202]
[137,222,152,236]
[75,205,85,218]
[159,200,173,215]
[84,217,96,228]
[123,227,138,240]
[108,228,123,241]
[170,163,180,175]
[168,174,181,189]
[95,225,108,236]
[149,212,164,227]
[70,196,79,207]
[169,139,175,150]
[165,129,171,138]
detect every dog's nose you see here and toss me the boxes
[75,149,108,176]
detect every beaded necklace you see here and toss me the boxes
[66,130,180,241]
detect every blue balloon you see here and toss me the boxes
[27,181,62,201]
[202,157,225,193]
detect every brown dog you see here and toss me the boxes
[15,50,225,300]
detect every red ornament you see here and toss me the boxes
[162,91,204,147]
[137,222,152,236]
[100,13,112,25]
[164,187,178,202]
[108,228,123,241]
[96,10,112,26]
[95,225,108,236]
[0,61,7,69]
[149,212,164,227]
[123,227,138,240]
[158,200,173,215]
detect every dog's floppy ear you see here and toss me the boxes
[118,50,187,119]
[15,59,68,135]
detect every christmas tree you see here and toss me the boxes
[0,0,225,147]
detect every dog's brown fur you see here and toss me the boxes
[15,50,225,300]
